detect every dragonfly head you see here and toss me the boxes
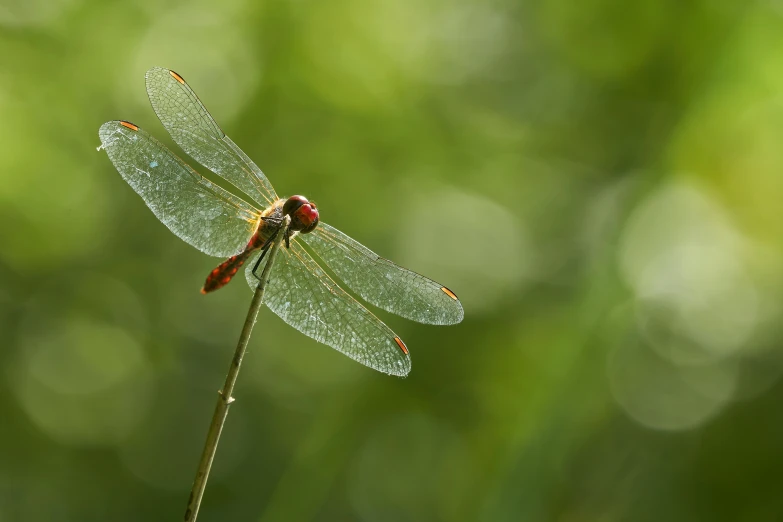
[283,195,319,235]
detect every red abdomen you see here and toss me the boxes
[201,201,284,294]
[201,250,253,293]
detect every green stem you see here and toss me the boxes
[184,217,289,522]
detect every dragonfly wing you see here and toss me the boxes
[244,240,411,376]
[145,66,278,209]
[99,121,259,258]
[300,223,464,325]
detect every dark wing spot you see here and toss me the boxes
[441,287,458,301]
[394,337,409,355]
[119,121,139,131]
[169,70,186,84]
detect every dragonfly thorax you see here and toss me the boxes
[283,195,319,234]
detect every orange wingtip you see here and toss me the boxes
[394,337,409,355]
[169,70,186,84]
[119,121,139,131]
[200,287,207,295]
[441,287,458,301]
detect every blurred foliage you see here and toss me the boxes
[2,0,783,520]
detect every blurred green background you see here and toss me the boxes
[2,0,783,520]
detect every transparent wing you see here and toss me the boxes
[245,240,411,376]
[300,223,464,325]
[145,66,278,208]
[98,121,259,258]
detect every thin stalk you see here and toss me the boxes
[184,217,289,522]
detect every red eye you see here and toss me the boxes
[299,205,317,222]
[296,204,319,233]
[283,195,310,216]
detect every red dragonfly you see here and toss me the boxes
[98,67,463,376]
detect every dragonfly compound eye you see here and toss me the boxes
[283,195,309,216]
[300,212,319,234]
[294,203,319,234]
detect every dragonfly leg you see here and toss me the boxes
[260,215,283,227]
[251,220,289,281]
[251,241,273,280]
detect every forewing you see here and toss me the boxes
[145,66,278,208]
[301,223,464,325]
[245,240,411,376]
[98,121,259,258]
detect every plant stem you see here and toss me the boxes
[184,218,289,522]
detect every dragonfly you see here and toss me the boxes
[98,67,463,376]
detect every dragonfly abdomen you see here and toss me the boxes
[201,207,283,294]
[201,250,254,294]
